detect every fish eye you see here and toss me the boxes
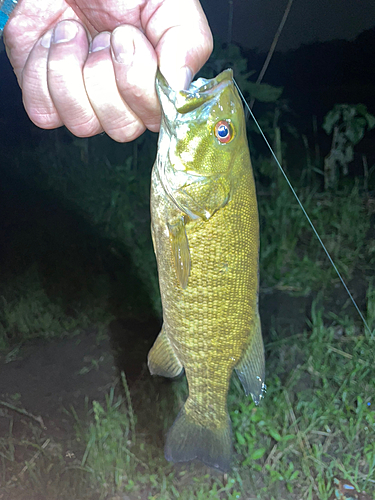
[214,120,234,144]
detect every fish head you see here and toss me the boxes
[156,69,248,179]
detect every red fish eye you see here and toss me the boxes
[214,120,233,144]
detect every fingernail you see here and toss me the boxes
[91,32,111,53]
[180,66,193,90]
[111,27,134,63]
[164,66,193,91]
[40,30,52,49]
[53,20,78,44]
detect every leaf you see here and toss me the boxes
[344,145,354,164]
[250,447,267,460]
[355,103,368,116]
[323,108,341,134]
[235,431,246,446]
[342,105,356,122]
[247,81,284,102]
[290,470,300,481]
[345,119,365,145]
[365,113,375,130]
[268,428,282,441]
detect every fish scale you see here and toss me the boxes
[148,69,265,471]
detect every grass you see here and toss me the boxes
[1,294,373,499]
[0,263,114,350]
[0,122,374,498]
[258,180,371,293]
[72,373,141,497]
[71,297,375,500]
[230,297,375,499]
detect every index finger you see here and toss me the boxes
[141,0,213,90]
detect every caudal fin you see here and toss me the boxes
[164,405,232,472]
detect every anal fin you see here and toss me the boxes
[235,311,266,405]
[148,326,183,378]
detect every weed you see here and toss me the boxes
[0,264,113,350]
[74,378,141,497]
[229,297,375,499]
[258,181,370,293]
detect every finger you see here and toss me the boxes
[47,19,102,137]
[21,29,63,129]
[142,0,213,90]
[111,24,160,133]
[83,31,145,142]
[3,0,79,83]
[66,0,138,34]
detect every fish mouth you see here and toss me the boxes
[156,69,234,115]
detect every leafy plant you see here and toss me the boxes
[202,42,283,104]
[323,104,375,189]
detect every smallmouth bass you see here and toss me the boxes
[148,69,265,471]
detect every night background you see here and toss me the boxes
[0,1,375,499]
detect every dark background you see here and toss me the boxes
[1,1,374,157]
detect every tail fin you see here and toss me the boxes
[164,404,232,472]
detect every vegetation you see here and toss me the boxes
[0,42,374,500]
[323,104,375,189]
[1,297,374,499]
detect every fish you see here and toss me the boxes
[148,68,265,472]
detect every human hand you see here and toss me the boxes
[3,0,213,141]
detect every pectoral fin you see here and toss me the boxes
[167,217,191,289]
[173,176,231,221]
[235,311,265,405]
[148,326,183,378]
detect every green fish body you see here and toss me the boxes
[148,69,265,471]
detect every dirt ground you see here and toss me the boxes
[0,316,162,500]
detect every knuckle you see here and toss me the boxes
[108,120,146,143]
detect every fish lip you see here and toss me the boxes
[156,68,234,114]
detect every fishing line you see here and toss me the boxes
[234,79,372,336]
